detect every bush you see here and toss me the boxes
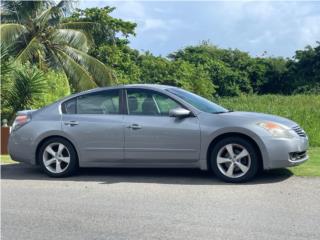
[1,63,70,123]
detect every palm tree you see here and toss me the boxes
[6,66,47,122]
[0,0,114,91]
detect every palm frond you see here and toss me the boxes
[52,29,89,51]
[34,7,54,29]
[55,48,97,91]
[55,0,76,15]
[59,21,97,43]
[15,37,45,63]
[0,24,27,47]
[34,1,76,29]
[7,67,47,121]
[62,46,115,86]
[1,1,52,24]
[0,43,13,76]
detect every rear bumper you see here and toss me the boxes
[8,131,36,165]
[263,136,309,169]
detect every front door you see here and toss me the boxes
[124,88,201,164]
[61,89,124,165]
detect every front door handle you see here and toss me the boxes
[64,121,79,126]
[127,124,142,130]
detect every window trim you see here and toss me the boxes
[61,89,122,115]
[124,88,192,117]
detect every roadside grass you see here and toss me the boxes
[216,94,320,147]
[1,155,16,164]
[290,147,320,177]
[1,147,319,176]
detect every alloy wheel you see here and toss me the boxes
[42,142,70,174]
[216,143,251,178]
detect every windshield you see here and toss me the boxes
[167,88,229,114]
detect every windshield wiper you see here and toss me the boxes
[213,110,233,114]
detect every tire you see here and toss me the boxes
[38,137,78,177]
[210,137,259,183]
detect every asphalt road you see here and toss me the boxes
[1,163,320,240]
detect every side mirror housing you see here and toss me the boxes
[169,107,191,118]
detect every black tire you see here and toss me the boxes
[38,137,78,177]
[210,137,259,183]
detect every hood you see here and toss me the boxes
[220,111,297,128]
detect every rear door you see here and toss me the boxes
[123,88,201,164]
[61,89,124,165]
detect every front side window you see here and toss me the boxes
[126,89,181,116]
[62,90,120,114]
[167,88,228,114]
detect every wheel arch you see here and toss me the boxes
[206,132,264,171]
[35,135,79,165]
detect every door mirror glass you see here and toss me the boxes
[169,107,191,118]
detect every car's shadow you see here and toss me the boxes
[1,163,293,185]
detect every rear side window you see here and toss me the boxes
[63,99,76,114]
[62,90,120,114]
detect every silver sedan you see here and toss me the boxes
[8,84,309,182]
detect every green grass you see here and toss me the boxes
[290,147,320,176]
[1,148,319,176]
[216,94,320,147]
[0,155,16,164]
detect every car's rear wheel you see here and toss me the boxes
[210,137,259,183]
[38,137,78,177]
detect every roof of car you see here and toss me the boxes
[107,84,174,90]
[79,84,175,94]
[59,84,177,102]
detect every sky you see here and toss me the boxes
[79,0,320,58]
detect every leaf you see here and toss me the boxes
[7,67,47,121]
[55,48,97,91]
[15,37,45,63]
[52,29,89,52]
[62,45,115,86]
[59,21,97,43]
[0,24,27,47]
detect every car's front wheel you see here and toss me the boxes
[38,137,78,177]
[210,137,259,183]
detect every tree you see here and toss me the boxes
[65,7,138,84]
[169,43,252,96]
[0,0,114,91]
[65,7,136,48]
[287,42,320,94]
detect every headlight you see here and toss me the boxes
[257,121,293,138]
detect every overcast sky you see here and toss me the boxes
[79,0,320,58]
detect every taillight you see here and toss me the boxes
[12,114,31,131]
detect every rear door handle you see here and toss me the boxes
[127,124,142,130]
[64,121,79,126]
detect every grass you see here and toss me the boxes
[1,148,319,176]
[216,94,320,147]
[290,147,320,176]
[0,155,16,164]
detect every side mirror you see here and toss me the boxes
[169,107,191,118]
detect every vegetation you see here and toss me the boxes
[290,148,320,176]
[1,155,15,164]
[1,58,70,122]
[0,0,114,91]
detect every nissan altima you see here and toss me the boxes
[8,84,309,182]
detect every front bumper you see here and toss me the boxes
[263,136,309,169]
